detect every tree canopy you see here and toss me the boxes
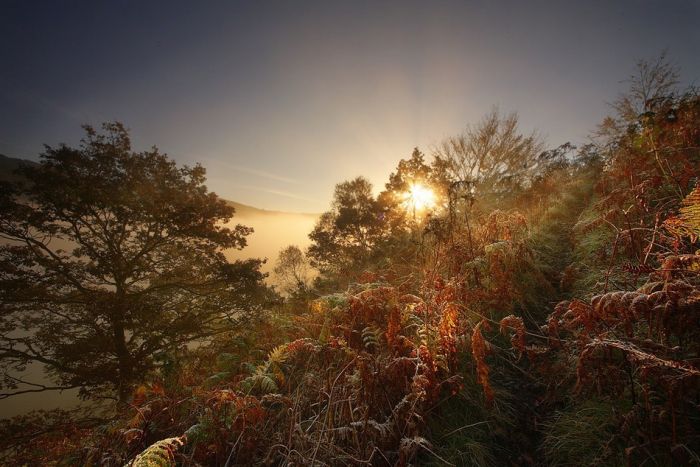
[434,108,545,198]
[0,122,269,401]
[307,176,387,277]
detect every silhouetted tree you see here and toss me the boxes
[377,148,450,229]
[614,51,680,123]
[434,108,544,197]
[0,122,269,402]
[308,177,386,277]
[598,51,681,142]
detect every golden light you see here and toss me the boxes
[403,182,436,216]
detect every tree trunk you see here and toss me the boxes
[112,287,132,403]
[113,319,132,403]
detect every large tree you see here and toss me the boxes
[309,156,450,285]
[0,123,266,402]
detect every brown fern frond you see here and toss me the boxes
[471,320,494,406]
[499,314,526,357]
[679,184,700,240]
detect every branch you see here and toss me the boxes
[0,346,76,376]
[0,383,81,400]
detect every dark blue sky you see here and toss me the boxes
[2,1,699,211]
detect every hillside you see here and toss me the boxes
[2,65,699,465]
[0,154,37,181]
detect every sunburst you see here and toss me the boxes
[403,183,436,215]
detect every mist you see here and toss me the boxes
[222,202,318,286]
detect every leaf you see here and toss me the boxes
[127,436,184,467]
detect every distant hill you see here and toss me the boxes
[0,154,37,181]
[226,199,318,218]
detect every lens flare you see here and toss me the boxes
[403,183,436,214]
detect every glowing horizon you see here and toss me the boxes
[1,2,699,213]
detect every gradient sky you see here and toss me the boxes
[1,1,699,212]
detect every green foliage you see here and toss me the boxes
[427,379,503,466]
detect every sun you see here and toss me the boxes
[403,182,436,215]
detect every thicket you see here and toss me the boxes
[1,57,699,466]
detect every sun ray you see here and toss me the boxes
[403,182,436,216]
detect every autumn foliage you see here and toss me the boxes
[2,56,700,466]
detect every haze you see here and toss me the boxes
[2,1,699,213]
[223,202,318,280]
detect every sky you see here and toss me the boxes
[1,0,699,212]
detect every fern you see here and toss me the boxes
[126,436,184,467]
[265,343,290,368]
[399,436,435,464]
[499,314,526,357]
[241,373,278,394]
[361,325,381,350]
[679,184,700,241]
[404,312,426,341]
[471,320,494,405]
[240,343,293,394]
